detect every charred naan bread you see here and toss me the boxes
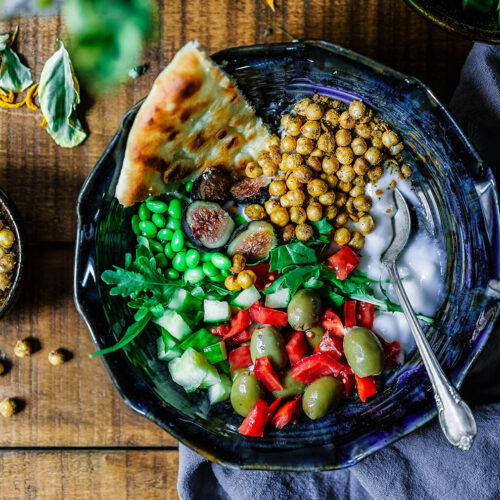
[115,41,269,206]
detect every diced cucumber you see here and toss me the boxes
[231,285,260,309]
[264,288,291,309]
[168,288,202,312]
[203,342,227,364]
[179,328,219,351]
[168,347,209,392]
[203,299,230,322]
[208,374,232,404]
[199,364,220,389]
[157,336,182,361]
[154,310,192,340]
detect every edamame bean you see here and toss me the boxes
[186,249,200,269]
[146,199,168,214]
[172,252,187,272]
[211,253,232,270]
[158,228,173,242]
[152,213,166,228]
[168,199,182,219]
[155,253,168,269]
[131,215,141,235]
[171,230,185,252]
[149,239,164,254]
[167,268,180,279]
[166,217,181,231]
[202,262,218,277]
[164,243,175,259]
[138,203,151,221]
[138,220,157,238]
[201,253,213,262]
[185,181,193,193]
[184,267,204,284]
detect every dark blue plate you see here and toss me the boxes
[74,41,500,470]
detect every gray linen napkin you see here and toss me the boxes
[178,44,500,500]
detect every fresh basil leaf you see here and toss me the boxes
[0,42,33,92]
[38,39,87,148]
[310,218,333,235]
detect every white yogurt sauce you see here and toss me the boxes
[358,171,446,354]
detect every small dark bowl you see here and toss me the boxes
[75,41,500,470]
[0,188,24,319]
[404,0,500,43]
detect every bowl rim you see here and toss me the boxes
[74,39,500,470]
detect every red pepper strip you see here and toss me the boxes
[211,325,230,338]
[341,371,356,397]
[249,303,288,326]
[374,333,402,369]
[290,353,344,385]
[223,309,251,342]
[355,375,377,402]
[286,331,309,366]
[226,328,252,345]
[229,345,252,371]
[356,302,375,329]
[268,397,283,420]
[327,246,360,280]
[321,308,344,337]
[238,400,269,437]
[344,301,357,328]
[254,356,283,392]
[314,331,343,359]
[270,395,303,430]
[247,264,279,290]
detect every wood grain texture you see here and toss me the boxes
[0,450,179,500]
[0,244,174,447]
[0,0,471,243]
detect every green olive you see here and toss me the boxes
[305,325,325,349]
[302,376,344,420]
[272,368,307,400]
[230,371,265,417]
[287,289,322,331]
[343,327,384,377]
[250,326,287,371]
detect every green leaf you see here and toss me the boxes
[38,39,87,148]
[268,242,318,273]
[0,38,33,92]
[310,218,333,235]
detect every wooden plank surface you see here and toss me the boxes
[0,450,179,500]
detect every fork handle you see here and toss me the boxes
[384,261,477,450]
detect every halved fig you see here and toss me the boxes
[191,168,232,202]
[227,221,277,261]
[183,201,235,250]
[230,176,270,204]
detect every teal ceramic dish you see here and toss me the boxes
[74,40,500,470]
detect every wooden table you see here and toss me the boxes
[0,1,471,498]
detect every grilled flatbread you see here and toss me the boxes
[115,41,269,206]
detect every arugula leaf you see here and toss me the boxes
[268,242,317,273]
[310,218,333,235]
[38,39,87,148]
[0,28,33,92]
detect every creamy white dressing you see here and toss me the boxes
[359,171,446,354]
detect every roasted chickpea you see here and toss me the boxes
[307,202,323,222]
[338,181,352,193]
[307,179,328,197]
[237,270,256,289]
[322,156,340,175]
[334,192,347,208]
[294,165,313,183]
[359,214,375,234]
[346,197,355,215]
[265,199,280,216]
[290,206,307,224]
[287,188,306,207]
[353,157,370,175]
[295,223,314,242]
[305,103,324,121]
[245,162,262,178]
[266,135,281,149]
[281,135,297,152]
[318,191,335,206]
[225,274,242,292]
[339,111,356,129]
[310,148,324,158]
[230,254,247,273]
[14,339,32,358]
[295,97,313,115]
[364,147,382,166]
[349,100,367,120]
[355,123,371,139]
[267,145,282,164]
[285,153,303,171]
[0,399,16,417]
[245,204,266,220]
[325,205,338,220]
[349,231,365,250]
[389,142,404,155]
[334,227,351,245]
[323,108,339,127]
[335,211,349,227]
[353,175,366,187]
[359,108,373,124]
[337,165,356,183]
[301,120,321,140]
[353,195,372,211]
[326,174,339,189]
[371,130,383,149]
[285,116,303,136]
[271,206,290,227]
[401,164,413,178]
[307,156,322,172]
[0,229,14,250]
[336,146,354,165]
[48,349,66,366]
[281,114,292,128]
[262,161,279,177]
[280,194,292,208]
[349,185,365,198]
[335,129,352,147]
[282,223,296,242]
[317,132,335,153]
[382,130,399,148]
[296,137,315,155]
[257,150,272,166]
[367,166,383,183]
[269,180,287,197]
[286,173,302,191]
[351,137,367,156]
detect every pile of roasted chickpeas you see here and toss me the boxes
[224,253,258,292]
[0,219,16,302]
[243,95,412,249]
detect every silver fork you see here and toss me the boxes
[381,189,477,450]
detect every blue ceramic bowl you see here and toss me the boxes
[74,41,500,470]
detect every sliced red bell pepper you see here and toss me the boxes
[344,300,357,328]
[226,328,251,345]
[211,324,230,338]
[321,308,344,337]
[268,397,283,420]
[228,345,252,371]
[341,371,356,397]
[249,303,288,326]
[356,302,375,329]
[238,400,269,437]
[270,395,303,430]
[254,356,283,392]
[290,352,344,385]
[286,331,309,366]
[355,375,377,402]
[327,245,360,280]
[314,331,343,359]
[247,264,279,290]
[223,309,251,341]
[374,333,401,369]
